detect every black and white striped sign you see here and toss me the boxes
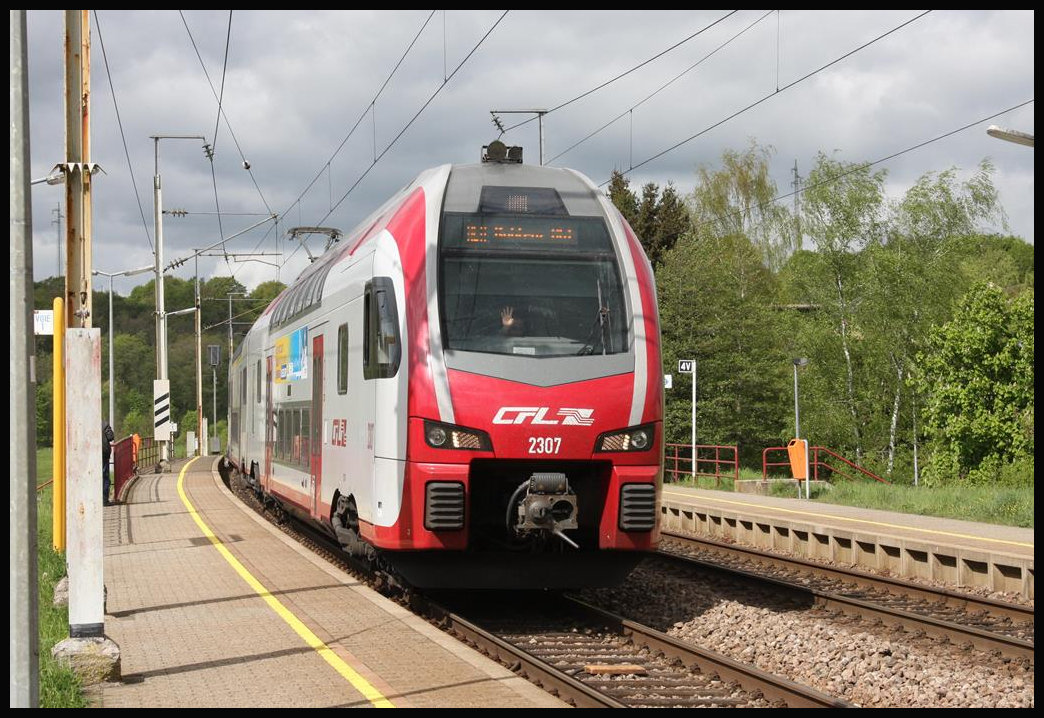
[154,379,171,440]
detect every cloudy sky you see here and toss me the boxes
[23,10,1034,296]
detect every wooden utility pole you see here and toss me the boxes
[64,9,93,327]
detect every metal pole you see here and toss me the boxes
[690,364,696,480]
[194,255,203,457]
[212,367,217,446]
[11,10,40,705]
[153,139,167,465]
[792,362,811,500]
[490,109,547,164]
[792,362,803,499]
[53,205,62,277]
[228,293,234,369]
[793,363,800,440]
[152,134,205,467]
[94,265,152,440]
[538,112,544,166]
[52,298,66,552]
[106,274,115,491]
[912,395,919,487]
[228,294,234,434]
[105,275,113,432]
[226,291,246,433]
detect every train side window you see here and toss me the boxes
[240,367,247,404]
[301,408,310,467]
[256,359,261,403]
[337,323,349,394]
[363,276,401,380]
[292,410,302,464]
[278,408,286,460]
[282,409,290,460]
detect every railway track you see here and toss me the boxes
[428,593,853,708]
[228,473,851,707]
[227,473,1032,707]
[658,531,1034,660]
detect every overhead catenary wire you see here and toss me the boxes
[280,11,509,269]
[92,10,154,255]
[78,11,1031,301]
[608,10,933,183]
[549,10,775,166]
[181,10,275,218]
[280,11,439,227]
[181,10,267,285]
[504,11,739,136]
[684,99,1035,246]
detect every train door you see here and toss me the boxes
[237,364,247,466]
[337,295,374,527]
[364,276,401,529]
[310,334,324,519]
[264,355,273,493]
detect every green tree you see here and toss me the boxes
[913,282,1033,486]
[607,170,638,228]
[864,162,1006,477]
[36,378,53,447]
[249,280,286,314]
[202,275,248,328]
[690,139,791,271]
[655,142,790,464]
[112,333,154,434]
[797,152,887,463]
[606,171,690,271]
[953,233,1034,295]
[658,231,788,465]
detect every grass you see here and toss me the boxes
[811,481,1033,528]
[670,466,1034,528]
[35,448,89,708]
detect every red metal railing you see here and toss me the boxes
[811,445,890,484]
[762,445,890,484]
[664,443,739,486]
[762,446,794,479]
[112,435,137,501]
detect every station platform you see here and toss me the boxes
[659,484,1034,600]
[99,456,566,708]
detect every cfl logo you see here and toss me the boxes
[492,407,595,426]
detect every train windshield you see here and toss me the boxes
[440,213,628,358]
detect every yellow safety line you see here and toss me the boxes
[176,457,395,708]
[661,488,1034,550]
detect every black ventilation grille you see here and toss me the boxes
[618,483,656,531]
[425,482,466,531]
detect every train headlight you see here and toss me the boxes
[424,420,492,451]
[426,424,448,447]
[595,424,655,452]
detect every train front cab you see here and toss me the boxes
[373,164,663,589]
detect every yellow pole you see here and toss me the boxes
[53,297,66,551]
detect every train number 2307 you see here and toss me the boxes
[528,436,562,454]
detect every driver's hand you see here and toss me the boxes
[501,306,514,327]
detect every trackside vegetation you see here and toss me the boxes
[609,140,1032,495]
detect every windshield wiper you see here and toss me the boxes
[596,278,612,355]
[577,279,612,355]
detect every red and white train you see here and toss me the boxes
[223,142,663,589]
